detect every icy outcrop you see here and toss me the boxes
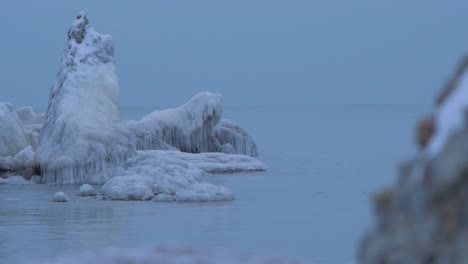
[28,245,303,264]
[51,191,69,202]
[127,92,258,156]
[36,12,135,184]
[360,57,468,264]
[0,103,31,158]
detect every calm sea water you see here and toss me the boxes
[0,104,429,264]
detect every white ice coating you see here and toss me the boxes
[127,92,258,156]
[36,12,135,183]
[427,68,468,157]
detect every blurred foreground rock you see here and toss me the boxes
[360,57,468,264]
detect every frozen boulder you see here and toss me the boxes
[52,192,69,202]
[77,184,97,196]
[37,11,135,184]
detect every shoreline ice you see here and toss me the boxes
[0,11,265,202]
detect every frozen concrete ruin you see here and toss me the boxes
[0,12,264,202]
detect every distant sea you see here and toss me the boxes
[0,104,430,263]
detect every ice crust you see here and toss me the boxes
[0,12,265,203]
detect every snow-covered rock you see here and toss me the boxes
[126,92,259,156]
[27,245,303,264]
[0,103,30,158]
[51,192,69,202]
[77,184,97,196]
[36,11,135,184]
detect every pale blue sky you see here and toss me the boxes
[1,1,468,107]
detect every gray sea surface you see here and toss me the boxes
[0,104,430,264]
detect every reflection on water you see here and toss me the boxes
[0,104,430,264]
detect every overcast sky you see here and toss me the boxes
[1,1,468,108]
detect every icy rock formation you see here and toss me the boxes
[28,245,303,264]
[360,57,468,264]
[52,191,69,202]
[36,12,135,184]
[126,92,258,156]
[77,184,97,196]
